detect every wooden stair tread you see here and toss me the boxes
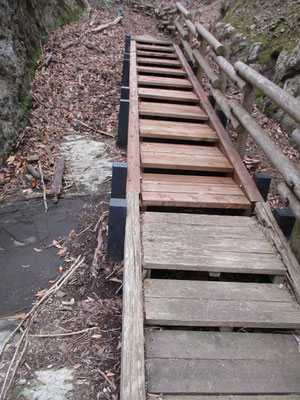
[138,76,192,89]
[140,142,233,172]
[138,88,198,102]
[137,51,177,59]
[137,57,181,66]
[136,44,175,53]
[142,211,285,274]
[144,279,300,328]
[146,330,300,394]
[134,36,172,45]
[139,102,208,120]
[137,65,186,76]
[139,119,217,141]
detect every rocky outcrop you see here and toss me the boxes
[0,0,85,165]
[214,0,300,133]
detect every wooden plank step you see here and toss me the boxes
[134,36,172,46]
[139,119,217,141]
[138,76,192,89]
[138,88,198,102]
[137,57,181,66]
[139,102,207,120]
[144,279,300,328]
[137,66,186,76]
[136,44,175,53]
[137,51,177,59]
[146,330,300,394]
[142,210,285,274]
[140,143,233,172]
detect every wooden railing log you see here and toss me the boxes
[196,23,225,56]
[174,20,188,40]
[235,61,300,124]
[176,2,191,19]
[182,40,195,63]
[193,49,220,89]
[231,100,300,200]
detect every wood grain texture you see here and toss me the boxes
[120,192,145,400]
[137,65,186,76]
[138,75,192,88]
[134,36,172,45]
[136,44,175,53]
[146,358,300,394]
[144,280,300,328]
[126,41,140,192]
[137,57,181,66]
[255,202,300,302]
[139,102,208,120]
[138,88,198,102]
[174,44,263,204]
[139,119,217,141]
[137,50,178,59]
[146,330,300,360]
[158,396,300,400]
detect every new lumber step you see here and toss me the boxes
[140,143,233,172]
[142,211,285,273]
[138,75,192,89]
[139,119,217,141]
[146,330,300,395]
[144,279,300,328]
[137,57,181,67]
[139,102,208,120]
[138,88,198,102]
[137,65,186,76]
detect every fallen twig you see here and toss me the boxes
[74,118,114,137]
[91,214,106,276]
[62,39,80,49]
[38,53,53,69]
[91,16,123,34]
[31,326,97,338]
[38,161,48,214]
[26,165,50,182]
[99,369,117,391]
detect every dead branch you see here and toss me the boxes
[62,39,80,49]
[31,327,97,338]
[51,158,65,203]
[38,53,53,69]
[27,165,50,182]
[99,369,117,391]
[74,118,114,137]
[38,161,48,214]
[91,16,123,34]
[0,255,85,361]
[91,214,106,276]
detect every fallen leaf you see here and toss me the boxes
[73,364,82,370]
[106,373,115,377]
[62,298,75,305]
[53,240,63,249]
[20,264,30,268]
[92,334,102,339]
[33,248,43,252]
[57,247,67,256]
[87,296,94,303]
[7,155,16,164]
[59,266,63,273]
[14,313,26,319]
[94,343,102,350]
[36,289,47,297]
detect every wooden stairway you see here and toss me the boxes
[121,36,300,399]
[134,38,259,211]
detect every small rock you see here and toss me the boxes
[18,379,27,386]
[56,290,66,298]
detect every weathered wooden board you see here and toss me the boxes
[145,286,300,328]
[139,102,208,120]
[138,88,198,102]
[136,44,175,53]
[140,142,233,172]
[144,279,291,302]
[138,75,192,88]
[137,57,181,66]
[134,36,172,45]
[146,330,300,361]
[146,358,300,394]
[137,65,186,76]
[158,396,300,400]
[120,192,145,400]
[137,50,178,58]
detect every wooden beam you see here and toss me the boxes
[230,100,300,201]
[173,44,263,204]
[255,201,300,303]
[193,49,220,88]
[235,61,300,124]
[195,23,225,55]
[126,41,140,193]
[120,191,145,400]
[174,20,188,40]
[176,2,191,19]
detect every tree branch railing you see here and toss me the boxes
[156,2,300,264]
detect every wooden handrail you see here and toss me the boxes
[176,2,191,19]
[235,61,300,124]
[195,23,225,56]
